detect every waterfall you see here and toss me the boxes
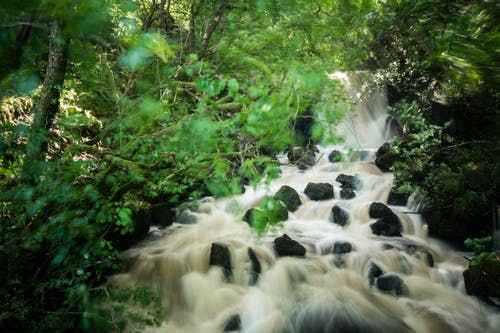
[112,74,500,333]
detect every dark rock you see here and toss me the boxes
[375,274,409,296]
[329,205,349,226]
[151,203,175,226]
[274,234,306,257]
[463,258,500,299]
[333,241,352,254]
[340,188,356,199]
[242,208,259,224]
[335,174,361,190]
[369,202,394,219]
[387,189,409,206]
[224,314,241,332]
[375,152,395,172]
[370,217,403,237]
[376,142,390,158]
[287,147,316,170]
[248,248,261,285]
[274,185,302,212]
[368,263,384,285]
[383,244,394,250]
[210,243,232,281]
[328,149,342,162]
[304,182,334,201]
[425,252,434,267]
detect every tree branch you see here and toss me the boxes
[198,0,229,59]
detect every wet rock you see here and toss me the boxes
[329,205,349,226]
[248,248,261,285]
[368,263,384,285]
[328,149,342,162]
[223,314,241,332]
[340,188,356,199]
[304,182,334,201]
[370,218,403,237]
[369,202,394,219]
[425,252,434,267]
[375,142,390,158]
[375,152,395,172]
[387,188,409,206]
[463,258,500,299]
[210,243,232,281]
[335,174,361,190]
[274,185,302,212]
[383,243,394,250]
[151,203,175,226]
[287,147,316,170]
[375,274,409,296]
[242,208,258,224]
[333,241,352,254]
[274,234,306,257]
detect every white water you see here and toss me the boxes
[113,75,499,333]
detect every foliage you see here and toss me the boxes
[465,237,496,268]
[245,196,288,234]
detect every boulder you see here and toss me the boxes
[287,147,316,170]
[210,243,232,281]
[340,188,356,199]
[223,314,241,332]
[369,202,395,219]
[151,203,175,226]
[375,142,390,158]
[274,234,306,257]
[333,241,352,254]
[274,185,302,212]
[248,248,261,285]
[370,218,403,237]
[328,149,343,162]
[375,152,395,172]
[335,174,361,190]
[329,205,349,226]
[387,188,409,206]
[375,274,409,296]
[368,263,384,285]
[177,210,197,224]
[304,182,334,201]
[463,258,500,299]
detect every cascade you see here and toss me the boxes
[113,74,499,333]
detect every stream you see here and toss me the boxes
[113,74,499,333]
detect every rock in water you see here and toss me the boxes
[368,263,384,285]
[287,147,316,170]
[387,188,409,206]
[328,149,342,162]
[248,248,261,285]
[329,205,349,226]
[274,234,306,257]
[210,243,232,281]
[333,241,352,254]
[369,202,394,218]
[223,314,241,332]
[370,218,403,237]
[375,274,409,296]
[335,174,361,189]
[274,185,302,212]
[304,182,334,200]
[340,188,356,199]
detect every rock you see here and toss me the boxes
[274,234,306,257]
[335,174,361,189]
[248,248,261,285]
[370,218,403,237]
[329,205,349,226]
[340,188,356,199]
[333,241,352,254]
[151,203,176,226]
[287,147,316,170]
[274,185,302,212]
[369,202,394,219]
[177,210,197,224]
[425,252,434,267]
[210,243,232,281]
[463,258,500,299]
[223,314,241,332]
[304,182,334,200]
[375,152,395,172]
[368,263,384,285]
[376,142,390,158]
[387,188,409,206]
[328,149,342,162]
[375,274,409,296]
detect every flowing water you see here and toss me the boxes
[113,75,499,333]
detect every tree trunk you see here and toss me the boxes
[188,2,196,54]
[198,0,229,59]
[23,20,69,180]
